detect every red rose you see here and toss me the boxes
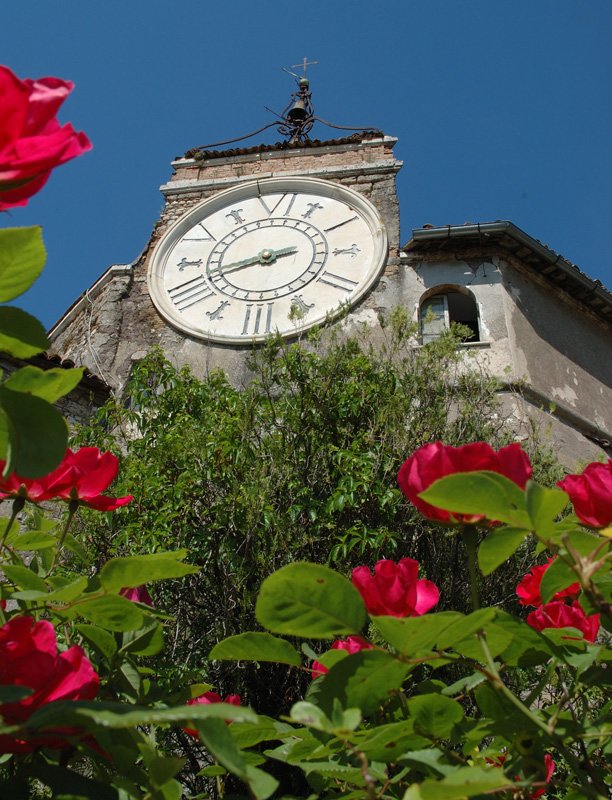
[119,585,153,606]
[46,448,133,511]
[0,65,91,210]
[531,753,556,799]
[557,460,612,529]
[516,558,580,607]
[0,615,99,752]
[183,691,242,737]
[351,558,439,618]
[312,636,373,679]
[486,753,554,799]
[526,601,600,643]
[398,441,532,524]
[0,457,72,504]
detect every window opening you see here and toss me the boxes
[420,290,480,343]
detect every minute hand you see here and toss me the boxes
[210,246,297,274]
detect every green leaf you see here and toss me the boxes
[77,595,145,632]
[0,307,48,357]
[255,562,366,638]
[199,766,227,777]
[230,716,288,749]
[0,227,46,302]
[12,530,56,550]
[564,529,604,556]
[143,753,185,789]
[408,694,464,738]
[313,650,409,716]
[540,556,579,603]
[27,699,256,732]
[399,748,459,777]
[99,550,199,592]
[451,621,513,661]
[289,701,333,732]
[45,577,88,603]
[5,366,84,403]
[436,609,497,650]
[193,717,248,780]
[372,612,463,656]
[351,720,428,762]
[245,765,279,800]
[121,620,164,656]
[75,624,118,661]
[478,526,528,575]
[525,481,569,532]
[0,686,33,703]
[420,471,529,527]
[492,612,553,666]
[403,766,513,799]
[62,531,89,562]
[3,564,46,592]
[209,632,302,666]
[0,388,67,477]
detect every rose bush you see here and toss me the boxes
[0,65,91,210]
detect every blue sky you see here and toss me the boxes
[2,0,611,329]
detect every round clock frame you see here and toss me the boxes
[147,176,388,344]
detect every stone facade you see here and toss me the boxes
[48,134,612,468]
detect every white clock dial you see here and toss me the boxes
[148,176,387,343]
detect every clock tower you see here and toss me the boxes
[49,76,402,390]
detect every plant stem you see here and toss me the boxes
[461,524,480,611]
[47,502,78,574]
[0,497,25,548]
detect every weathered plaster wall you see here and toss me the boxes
[499,260,612,440]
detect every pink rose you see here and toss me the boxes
[526,601,600,643]
[516,558,580,607]
[398,441,532,524]
[312,636,373,679]
[557,460,612,529]
[0,615,99,752]
[0,65,91,210]
[352,558,439,617]
[183,691,242,737]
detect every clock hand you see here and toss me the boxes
[210,246,298,274]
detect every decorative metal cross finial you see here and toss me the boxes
[292,57,318,77]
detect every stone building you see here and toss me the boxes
[48,81,612,467]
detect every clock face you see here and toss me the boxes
[148,176,387,343]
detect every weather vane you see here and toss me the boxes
[187,61,380,155]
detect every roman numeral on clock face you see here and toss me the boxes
[168,275,215,310]
[242,303,274,335]
[318,271,359,292]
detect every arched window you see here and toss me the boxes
[420,288,480,343]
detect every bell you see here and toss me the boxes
[287,98,307,122]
